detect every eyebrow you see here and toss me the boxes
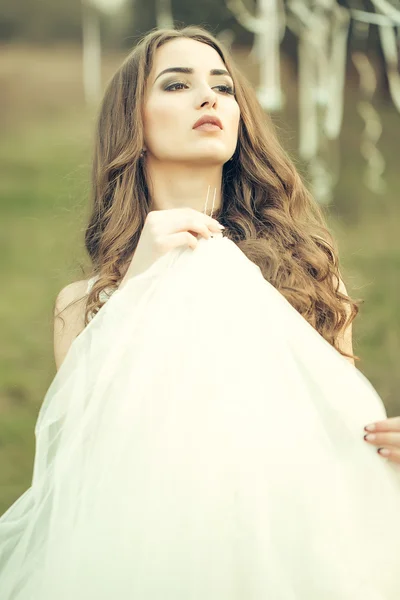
[153,67,233,84]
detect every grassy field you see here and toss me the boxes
[0,44,399,514]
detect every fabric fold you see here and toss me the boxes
[1,233,400,599]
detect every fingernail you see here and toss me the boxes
[364,424,376,432]
[378,448,390,456]
[217,223,225,229]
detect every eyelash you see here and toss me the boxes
[165,82,235,95]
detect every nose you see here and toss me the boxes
[196,85,218,109]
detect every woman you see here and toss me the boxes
[1,25,400,599]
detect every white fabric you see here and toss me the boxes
[86,275,98,293]
[1,232,400,599]
[86,275,115,320]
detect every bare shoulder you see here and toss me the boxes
[53,279,91,371]
[54,279,91,327]
[55,279,90,306]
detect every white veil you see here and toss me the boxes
[1,228,400,599]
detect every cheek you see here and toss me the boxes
[228,104,240,140]
[144,97,182,144]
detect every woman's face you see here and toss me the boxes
[143,38,240,165]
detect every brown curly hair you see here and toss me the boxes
[73,25,360,361]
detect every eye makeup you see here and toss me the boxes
[161,78,235,95]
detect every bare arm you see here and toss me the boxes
[53,280,89,371]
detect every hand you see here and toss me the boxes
[119,208,224,289]
[363,417,400,464]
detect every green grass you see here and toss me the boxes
[0,45,399,514]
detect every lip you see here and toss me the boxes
[192,115,223,130]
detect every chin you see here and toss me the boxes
[188,150,230,165]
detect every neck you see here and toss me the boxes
[145,161,223,217]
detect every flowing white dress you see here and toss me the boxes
[1,231,400,600]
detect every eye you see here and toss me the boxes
[165,82,188,91]
[164,82,235,95]
[214,84,235,95]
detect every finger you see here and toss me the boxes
[184,208,224,232]
[363,431,400,448]
[168,231,199,251]
[174,216,219,238]
[377,448,400,464]
[189,225,212,240]
[208,220,225,232]
[364,416,400,433]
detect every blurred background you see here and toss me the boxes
[0,0,399,513]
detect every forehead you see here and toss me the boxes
[151,38,226,76]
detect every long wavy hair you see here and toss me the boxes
[73,25,360,360]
